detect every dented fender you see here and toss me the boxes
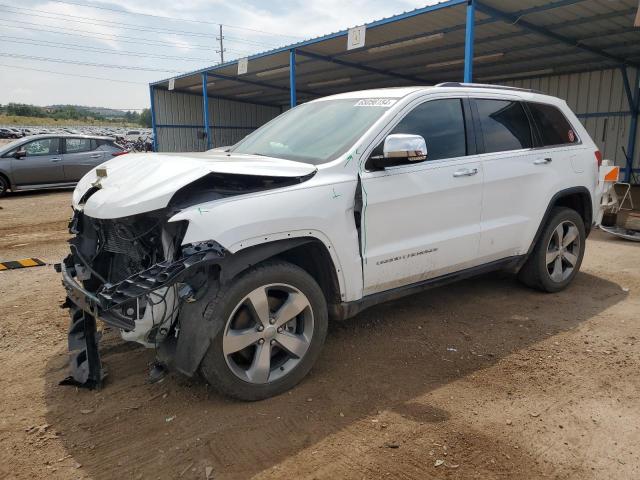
[169,179,363,302]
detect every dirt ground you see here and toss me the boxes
[0,190,638,480]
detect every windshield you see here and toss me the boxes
[0,137,25,153]
[230,98,396,165]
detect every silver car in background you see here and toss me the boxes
[0,134,127,196]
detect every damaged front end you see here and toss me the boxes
[59,208,225,388]
[59,166,317,389]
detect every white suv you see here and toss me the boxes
[60,83,601,400]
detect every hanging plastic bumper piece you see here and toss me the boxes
[60,300,104,389]
[57,241,226,388]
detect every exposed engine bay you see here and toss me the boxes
[59,169,315,388]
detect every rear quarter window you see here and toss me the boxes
[95,141,122,152]
[527,102,579,146]
[475,99,532,153]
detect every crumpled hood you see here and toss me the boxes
[74,151,317,219]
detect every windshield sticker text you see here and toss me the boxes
[354,99,397,107]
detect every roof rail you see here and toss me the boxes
[435,82,544,94]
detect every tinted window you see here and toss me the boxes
[391,99,466,160]
[476,99,532,153]
[527,102,578,146]
[66,138,92,153]
[23,138,60,157]
[96,141,122,153]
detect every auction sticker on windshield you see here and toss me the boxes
[354,99,397,107]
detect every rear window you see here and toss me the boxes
[527,102,579,146]
[65,138,92,153]
[95,140,122,152]
[475,99,532,153]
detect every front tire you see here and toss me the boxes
[0,176,9,197]
[200,260,328,401]
[518,207,586,292]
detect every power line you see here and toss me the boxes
[45,0,303,40]
[0,18,266,52]
[0,20,218,50]
[223,35,282,48]
[0,4,287,49]
[0,52,184,73]
[0,6,285,48]
[0,5,212,40]
[0,63,148,85]
[0,36,214,62]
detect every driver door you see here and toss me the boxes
[10,138,65,186]
[359,97,484,295]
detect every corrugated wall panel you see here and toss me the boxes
[207,98,280,148]
[152,88,281,152]
[502,68,639,172]
[153,89,207,152]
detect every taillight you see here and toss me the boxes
[594,150,602,168]
[111,151,128,157]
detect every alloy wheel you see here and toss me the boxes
[222,283,314,384]
[545,220,581,283]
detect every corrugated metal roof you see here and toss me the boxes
[151,0,640,107]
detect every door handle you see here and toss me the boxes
[50,157,62,162]
[533,157,552,165]
[453,167,479,177]
[90,154,102,158]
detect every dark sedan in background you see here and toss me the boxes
[0,134,126,196]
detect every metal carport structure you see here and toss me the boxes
[150,0,640,182]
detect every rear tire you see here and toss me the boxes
[200,260,328,401]
[518,207,585,293]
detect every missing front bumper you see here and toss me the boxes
[59,242,226,388]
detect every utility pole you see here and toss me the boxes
[216,24,225,64]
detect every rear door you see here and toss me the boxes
[62,138,107,181]
[10,137,65,186]
[359,96,484,295]
[472,97,561,262]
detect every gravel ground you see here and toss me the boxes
[0,190,638,480]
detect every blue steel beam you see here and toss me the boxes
[204,70,317,97]
[289,49,296,108]
[149,85,158,152]
[621,66,635,112]
[238,7,636,84]
[475,1,639,68]
[296,50,431,84]
[151,0,593,88]
[463,0,475,83]
[621,67,639,182]
[154,87,281,108]
[202,72,212,150]
[150,0,468,87]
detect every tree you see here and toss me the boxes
[138,108,152,128]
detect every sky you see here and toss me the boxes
[0,0,438,110]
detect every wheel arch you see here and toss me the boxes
[0,169,11,191]
[526,186,592,260]
[219,236,343,311]
[170,237,342,377]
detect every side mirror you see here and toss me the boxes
[383,134,427,161]
[13,149,27,159]
[370,134,427,169]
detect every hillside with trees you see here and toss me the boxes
[0,103,151,127]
